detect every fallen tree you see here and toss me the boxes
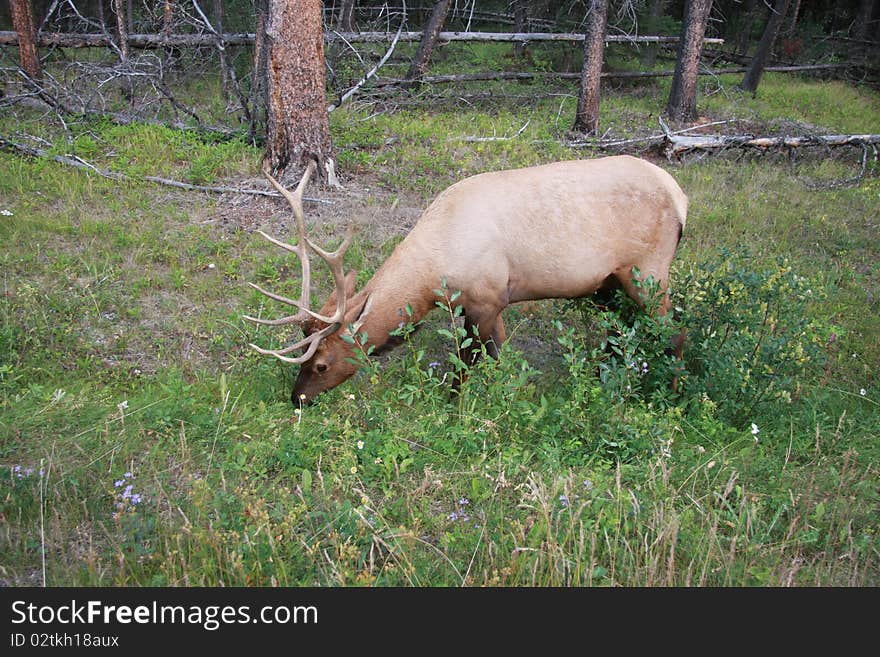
[373,63,858,86]
[0,30,725,50]
[661,130,880,157]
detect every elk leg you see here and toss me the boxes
[451,311,504,394]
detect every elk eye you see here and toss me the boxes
[316,363,328,373]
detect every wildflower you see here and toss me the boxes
[860,388,867,396]
[751,423,760,436]
[294,408,302,415]
[374,457,382,464]
[299,394,307,401]
[117,400,129,412]
[582,479,593,490]
[124,471,132,478]
[114,480,125,487]
[357,440,364,450]
[448,511,459,521]
[350,466,357,474]
[458,497,469,506]
[1,209,12,216]
[207,263,215,269]
[347,394,355,400]
[559,494,570,508]
[429,362,440,369]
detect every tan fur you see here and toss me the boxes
[292,155,688,403]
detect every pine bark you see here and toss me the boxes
[404,0,452,85]
[643,0,669,69]
[854,0,876,42]
[263,0,335,181]
[739,0,793,93]
[337,0,356,32]
[572,0,609,135]
[513,0,529,59]
[9,0,42,81]
[667,0,713,123]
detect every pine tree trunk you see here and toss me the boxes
[572,0,609,135]
[643,0,669,69]
[739,0,793,93]
[404,0,452,86]
[666,0,713,123]
[250,0,269,144]
[213,0,230,101]
[264,0,337,183]
[734,0,761,55]
[9,0,42,81]
[337,0,356,32]
[786,0,802,36]
[854,0,876,42]
[513,0,529,59]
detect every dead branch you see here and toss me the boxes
[0,137,332,203]
[328,23,403,113]
[372,63,861,87]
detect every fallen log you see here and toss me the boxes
[373,63,860,86]
[662,131,880,157]
[0,30,725,50]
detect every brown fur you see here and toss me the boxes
[291,155,688,403]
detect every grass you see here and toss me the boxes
[1,58,879,586]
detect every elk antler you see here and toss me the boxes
[243,161,354,364]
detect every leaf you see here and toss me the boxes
[301,469,312,493]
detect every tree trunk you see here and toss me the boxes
[250,0,269,144]
[513,0,529,59]
[112,0,129,61]
[213,0,230,101]
[264,0,337,183]
[112,0,133,100]
[739,0,793,93]
[572,0,609,135]
[643,0,669,69]
[337,0,356,32]
[666,0,713,123]
[854,0,876,42]
[9,0,42,81]
[786,0,802,36]
[734,0,761,55]
[404,0,452,85]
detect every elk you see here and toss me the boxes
[245,155,688,404]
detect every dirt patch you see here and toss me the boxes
[198,174,429,247]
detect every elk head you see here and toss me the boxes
[243,162,369,404]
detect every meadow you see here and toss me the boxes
[1,50,879,585]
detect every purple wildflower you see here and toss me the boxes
[559,494,570,508]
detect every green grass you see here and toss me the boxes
[1,63,879,586]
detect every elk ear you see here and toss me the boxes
[324,270,359,309]
[343,270,359,299]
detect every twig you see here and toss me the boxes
[328,23,404,113]
[456,118,532,142]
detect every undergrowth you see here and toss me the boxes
[1,63,879,586]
